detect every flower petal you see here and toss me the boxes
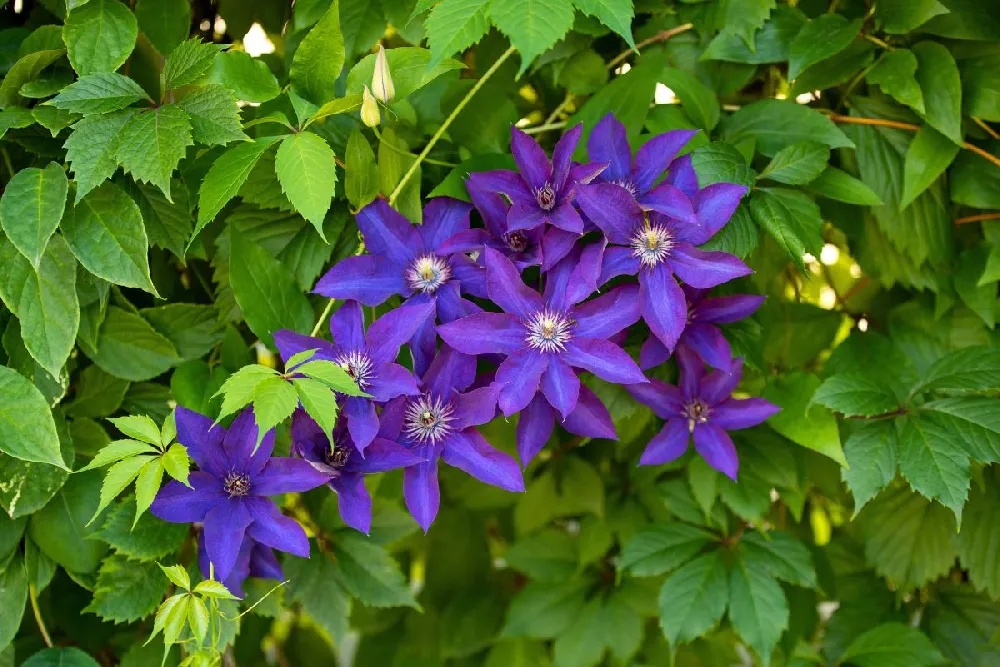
[377,397,406,440]
[574,285,640,339]
[274,330,338,368]
[563,338,646,385]
[485,247,544,319]
[404,456,440,532]
[452,385,500,429]
[666,153,698,199]
[467,170,533,202]
[588,114,631,183]
[313,255,407,306]
[641,183,697,226]
[639,419,690,466]
[467,181,509,237]
[348,438,424,473]
[151,474,224,523]
[329,300,365,352]
[344,396,379,454]
[675,345,704,400]
[541,355,580,420]
[639,335,670,370]
[366,301,436,365]
[438,312,525,356]
[424,344,477,396]
[368,362,420,403]
[496,347,548,416]
[694,183,748,238]
[245,497,310,558]
[516,395,555,466]
[506,201,548,233]
[541,226,581,272]
[712,397,780,430]
[203,499,253,581]
[511,126,552,191]
[223,409,274,477]
[330,472,373,534]
[551,123,582,190]
[567,162,607,186]
[442,428,525,492]
[254,458,332,495]
[200,533,251,598]
[563,385,616,440]
[682,322,732,371]
[627,379,684,420]
[632,129,698,194]
[668,244,752,289]
[419,197,472,251]
[249,542,284,581]
[450,253,488,298]
[600,246,642,285]
[575,182,642,245]
[697,294,766,324]
[693,423,738,480]
[640,265,687,352]
[700,357,744,405]
[175,407,227,477]
[547,202,584,233]
[437,228,492,256]
[356,199,421,266]
[564,240,606,307]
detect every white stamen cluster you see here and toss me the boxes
[334,349,376,390]
[405,254,451,294]
[611,178,637,196]
[524,309,573,353]
[629,223,674,268]
[404,394,456,445]
[535,183,557,211]
[683,399,711,433]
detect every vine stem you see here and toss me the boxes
[974,117,1000,141]
[310,298,337,337]
[388,46,517,206]
[955,212,1000,225]
[29,584,52,648]
[606,23,694,71]
[523,122,568,135]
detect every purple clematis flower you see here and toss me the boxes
[313,197,485,374]
[437,247,647,423]
[584,113,698,214]
[516,387,617,467]
[150,407,331,581]
[640,286,765,371]
[197,534,282,598]
[627,347,779,479]
[274,300,433,454]
[440,181,544,269]
[576,181,750,353]
[378,346,524,531]
[466,125,604,235]
[290,408,424,534]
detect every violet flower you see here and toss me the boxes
[197,534,282,598]
[575,181,750,353]
[290,408,424,534]
[640,286,765,371]
[466,125,604,235]
[438,247,646,422]
[151,408,332,580]
[627,347,779,479]
[378,346,524,531]
[274,300,433,454]
[516,387,617,466]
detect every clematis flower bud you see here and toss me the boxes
[361,85,380,127]
[372,44,395,103]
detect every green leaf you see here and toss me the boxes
[0,556,27,651]
[151,594,189,646]
[134,0,190,55]
[921,397,1000,463]
[64,109,138,203]
[229,234,314,347]
[877,0,948,34]
[425,0,493,70]
[657,67,719,132]
[552,599,604,667]
[503,579,589,638]
[808,166,883,205]
[28,470,108,573]
[175,85,247,146]
[657,551,729,645]
[490,0,575,76]
[142,303,223,361]
[788,14,861,80]
[295,359,366,396]
[91,454,153,522]
[32,106,80,137]
[133,456,163,525]
[62,182,157,294]
[439,591,506,659]
[858,485,957,589]
[162,443,189,486]
[215,364,279,422]
[812,373,900,417]
[749,187,824,270]
[290,0,345,105]
[346,46,466,100]
[0,107,38,139]
[958,470,1000,599]
[901,126,959,208]
[79,306,181,382]
[763,372,847,467]
[0,163,69,268]
[912,41,963,146]
[84,555,165,623]
[107,415,161,444]
[720,0,775,48]
[207,50,281,104]
[331,531,418,608]
[303,95,363,128]
[703,5,806,65]
[125,180,191,257]
[504,529,578,582]
[558,49,608,95]
[691,142,755,188]
[116,105,193,199]
[284,544,351,643]
[292,377,338,444]
[187,595,209,643]
[275,132,337,236]
[0,233,79,378]
[158,563,190,590]
[65,366,129,418]
[21,648,101,667]
[95,496,186,561]
[63,0,138,76]
[572,0,634,48]
[740,530,816,588]
[163,38,224,91]
[49,72,149,115]
[897,414,970,521]
[724,100,854,157]
[915,347,1000,394]
[0,50,66,110]
[192,579,238,599]
[193,136,283,241]
[758,141,829,185]
[344,130,379,211]
[619,523,712,577]
[728,556,788,664]
[250,376,298,443]
[867,49,925,115]
[843,421,899,516]
[841,623,947,667]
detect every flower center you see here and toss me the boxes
[611,178,637,197]
[683,399,711,432]
[405,254,451,294]
[404,394,455,444]
[326,445,351,471]
[525,309,573,353]
[630,223,673,268]
[503,231,529,253]
[223,471,252,498]
[535,183,557,211]
[333,350,375,390]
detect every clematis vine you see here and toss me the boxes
[627,347,779,479]
[197,534,282,598]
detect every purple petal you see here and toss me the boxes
[407,298,437,379]
[254,458,332,495]
[366,301,436,365]
[668,244,752,289]
[564,240,606,307]
[313,255,407,306]
[424,344,477,396]
[344,396,379,454]
[467,181,509,238]
[676,345,704,400]
[600,246,642,285]
[697,294,765,324]
[640,336,670,370]
[438,312,525,356]
[450,254,488,298]
[563,385,616,439]
[639,419,690,466]
[575,183,643,245]
[506,201,548,233]
[567,162,608,186]
[496,347,548,416]
[640,265,688,352]
[200,534,250,598]
[419,197,472,251]
[541,355,580,420]
[377,397,406,440]
[712,397,780,430]
[203,499,252,581]
[516,396,555,466]
[437,280,481,321]
[348,438,424,473]
[330,473,372,534]
[404,457,440,532]
[452,385,500,429]
[174,407,226,477]
[627,379,684,420]
[368,363,420,403]
[682,322,732,371]
[694,183,748,238]
[485,247,544,319]
[632,129,698,194]
[540,227,579,272]
[249,542,283,581]
[547,202,584,233]
[551,124,582,190]
[356,199,421,266]
[151,474,224,523]
[693,423,738,480]
[245,497,310,558]
[700,358,744,405]
[438,228,492,256]
[442,428,525,492]
[224,409,274,477]
[588,114,631,183]
[640,183,697,226]
[274,330,337,366]
[574,285,640,339]
[329,301,365,352]
[666,154,698,199]
[562,338,646,385]
[467,170,533,202]
[511,127,552,191]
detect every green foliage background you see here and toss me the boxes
[0,0,998,664]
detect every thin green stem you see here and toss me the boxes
[372,128,457,167]
[523,122,567,135]
[544,93,574,125]
[388,46,517,206]
[861,33,893,50]
[1,148,14,181]
[310,298,337,337]
[29,584,52,648]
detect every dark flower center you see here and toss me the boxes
[535,183,557,211]
[504,231,530,253]
[525,309,573,353]
[404,394,455,444]
[405,254,451,294]
[326,446,351,471]
[683,399,711,432]
[333,350,375,390]
[223,471,252,498]
[629,222,673,268]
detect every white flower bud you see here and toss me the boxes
[372,44,395,103]
[361,85,381,127]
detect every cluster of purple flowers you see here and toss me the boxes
[151,114,778,595]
